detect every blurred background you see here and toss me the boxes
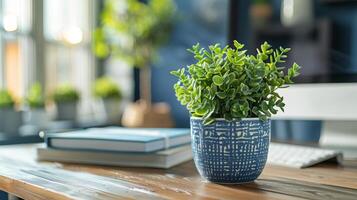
[0,0,356,144]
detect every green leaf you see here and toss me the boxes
[203,117,215,125]
[170,70,181,77]
[240,83,251,95]
[212,75,224,86]
[216,92,227,99]
[234,40,244,50]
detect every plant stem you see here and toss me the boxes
[140,66,151,108]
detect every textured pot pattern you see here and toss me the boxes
[190,117,270,183]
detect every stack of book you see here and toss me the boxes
[37,127,192,169]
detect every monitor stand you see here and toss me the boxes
[320,120,357,160]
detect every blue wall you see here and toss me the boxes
[151,0,229,127]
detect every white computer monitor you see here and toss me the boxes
[276,83,357,121]
[275,83,357,150]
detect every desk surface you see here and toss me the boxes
[0,144,357,200]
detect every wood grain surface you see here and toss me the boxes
[0,144,356,200]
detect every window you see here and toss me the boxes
[44,0,97,120]
[0,0,98,120]
[0,0,134,123]
[0,0,34,98]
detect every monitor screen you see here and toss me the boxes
[246,0,357,84]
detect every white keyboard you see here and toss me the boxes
[267,143,343,168]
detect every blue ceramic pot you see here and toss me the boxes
[190,117,271,184]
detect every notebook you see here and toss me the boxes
[37,144,193,169]
[45,127,191,152]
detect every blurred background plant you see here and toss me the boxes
[52,84,80,121]
[23,83,49,133]
[0,90,15,109]
[0,89,20,135]
[94,0,176,127]
[52,84,80,103]
[26,83,45,109]
[93,77,121,100]
[94,0,176,106]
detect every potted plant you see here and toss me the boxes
[0,90,22,134]
[24,82,48,128]
[52,84,80,121]
[171,41,301,183]
[93,77,122,123]
[94,0,176,127]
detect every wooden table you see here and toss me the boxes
[0,144,357,200]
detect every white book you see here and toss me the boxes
[36,144,193,169]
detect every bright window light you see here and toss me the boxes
[3,13,18,32]
[62,27,83,45]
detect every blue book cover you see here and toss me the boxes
[45,127,191,152]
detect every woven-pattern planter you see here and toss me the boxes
[190,117,270,184]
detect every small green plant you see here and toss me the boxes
[27,82,45,108]
[171,41,301,124]
[52,84,80,103]
[93,77,122,100]
[0,89,14,108]
[94,0,176,106]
